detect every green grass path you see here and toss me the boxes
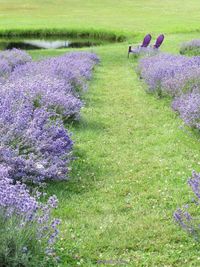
[43,43,200,266]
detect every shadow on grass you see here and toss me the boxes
[46,151,103,200]
[66,116,108,134]
[47,118,108,199]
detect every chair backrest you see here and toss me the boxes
[154,34,164,49]
[141,34,152,47]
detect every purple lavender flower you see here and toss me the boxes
[0,48,31,83]
[0,51,99,182]
[138,53,200,94]
[12,51,99,93]
[0,107,73,182]
[174,171,200,240]
[172,91,200,129]
[0,50,99,264]
[180,39,200,55]
[0,167,60,249]
[138,52,200,129]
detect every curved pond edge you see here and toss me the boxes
[0,37,113,50]
[0,28,128,42]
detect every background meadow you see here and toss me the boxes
[0,0,200,36]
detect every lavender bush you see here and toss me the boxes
[172,91,200,129]
[6,51,99,119]
[0,166,60,266]
[138,53,200,94]
[0,50,99,265]
[2,75,82,119]
[0,51,99,182]
[0,48,31,83]
[12,51,99,93]
[180,39,200,56]
[138,53,200,129]
[0,92,73,182]
[174,171,200,240]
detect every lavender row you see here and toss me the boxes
[174,171,200,241]
[0,48,31,83]
[0,50,99,183]
[0,49,99,264]
[6,51,100,119]
[0,166,60,243]
[0,165,60,264]
[180,39,200,56]
[138,53,200,129]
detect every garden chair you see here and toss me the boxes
[153,34,164,49]
[128,34,152,58]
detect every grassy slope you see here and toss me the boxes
[1,0,200,36]
[30,34,200,266]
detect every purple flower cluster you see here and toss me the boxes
[0,108,73,182]
[180,39,200,55]
[174,171,200,240]
[172,91,200,128]
[0,166,37,218]
[6,51,99,118]
[0,48,31,83]
[0,49,99,262]
[138,53,200,93]
[0,165,60,251]
[0,88,73,182]
[138,53,200,129]
[0,50,99,182]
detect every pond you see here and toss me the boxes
[0,37,109,50]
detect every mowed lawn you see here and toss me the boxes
[0,0,200,35]
[30,34,200,266]
[2,0,200,265]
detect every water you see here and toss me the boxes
[0,37,106,50]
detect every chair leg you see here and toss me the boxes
[128,45,132,58]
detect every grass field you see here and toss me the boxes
[1,0,200,38]
[3,1,200,266]
[29,35,200,266]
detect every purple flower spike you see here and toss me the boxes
[0,51,99,182]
